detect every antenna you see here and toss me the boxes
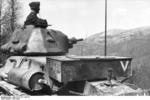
[104,0,107,56]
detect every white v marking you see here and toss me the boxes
[120,61,129,72]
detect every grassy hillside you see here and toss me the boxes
[69,26,150,89]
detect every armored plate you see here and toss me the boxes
[82,80,148,96]
[47,55,132,83]
[1,27,69,55]
[0,56,46,91]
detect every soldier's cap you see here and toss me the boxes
[29,2,40,10]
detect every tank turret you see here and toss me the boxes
[1,26,82,56]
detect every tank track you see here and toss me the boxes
[0,80,150,96]
[0,81,52,96]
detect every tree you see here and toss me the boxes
[7,0,21,32]
[0,0,21,45]
[0,0,5,46]
[0,0,22,64]
[0,0,2,34]
[0,0,2,63]
[10,0,15,32]
[0,0,4,36]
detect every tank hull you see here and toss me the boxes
[47,55,132,83]
[0,55,149,96]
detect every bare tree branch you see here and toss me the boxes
[6,0,21,32]
[0,0,2,35]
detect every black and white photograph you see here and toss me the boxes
[0,0,150,98]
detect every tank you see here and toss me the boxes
[0,26,148,95]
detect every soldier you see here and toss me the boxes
[24,2,55,42]
[24,2,48,28]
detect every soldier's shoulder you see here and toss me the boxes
[26,12,36,19]
[28,12,36,16]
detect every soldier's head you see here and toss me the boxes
[29,2,40,14]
